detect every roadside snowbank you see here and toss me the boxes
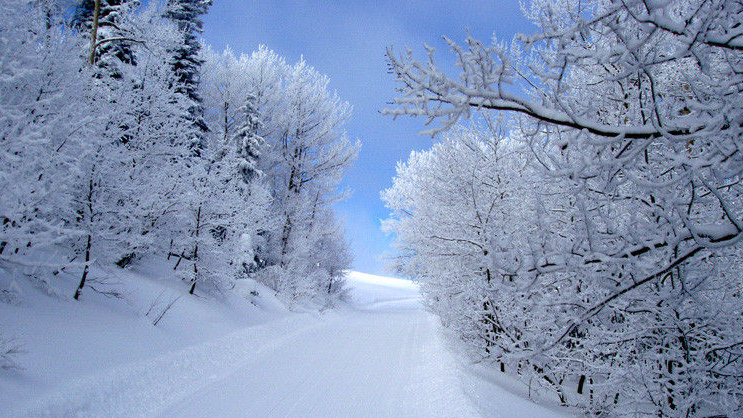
[0,256,289,410]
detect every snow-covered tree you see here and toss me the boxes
[385,0,743,416]
[67,5,196,299]
[2,0,354,307]
[164,0,211,146]
[177,45,276,295]
[202,46,357,303]
[73,0,138,76]
[0,0,202,300]
[258,58,358,302]
[0,0,96,293]
[200,46,264,184]
[383,126,544,372]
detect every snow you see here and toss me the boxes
[343,270,421,311]
[0,256,288,409]
[458,361,576,418]
[2,266,576,418]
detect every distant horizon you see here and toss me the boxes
[344,269,413,282]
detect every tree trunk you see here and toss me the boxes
[533,364,567,405]
[74,171,95,300]
[88,0,101,65]
[577,374,586,394]
[589,377,594,404]
[279,213,292,268]
[189,205,201,295]
[173,249,186,270]
[223,102,229,143]
[74,234,91,300]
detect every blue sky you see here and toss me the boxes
[202,1,531,275]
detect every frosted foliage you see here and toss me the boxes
[0,0,93,282]
[0,0,356,303]
[384,0,743,416]
[200,45,356,303]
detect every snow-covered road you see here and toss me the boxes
[10,272,481,418]
[157,272,481,418]
[10,272,572,418]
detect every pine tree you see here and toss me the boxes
[164,0,212,149]
[233,97,263,184]
[73,0,137,77]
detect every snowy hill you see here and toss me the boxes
[343,270,421,311]
[0,256,288,410]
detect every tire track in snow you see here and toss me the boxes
[9,313,331,418]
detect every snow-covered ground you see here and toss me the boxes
[2,267,575,418]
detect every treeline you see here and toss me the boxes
[0,0,357,304]
[383,0,743,416]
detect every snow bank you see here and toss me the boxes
[0,256,290,412]
[343,270,421,311]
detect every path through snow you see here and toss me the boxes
[157,272,480,418]
[10,272,571,418]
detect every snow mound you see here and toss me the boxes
[343,271,421,311]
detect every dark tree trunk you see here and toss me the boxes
[589,377,594,404]
[74,172,95,300]
[533,364,567,405]
[279,213,292,268]
[189,205,201,295]
[173,249,186,270]
[327,277,334,294]
[74,234,91,300]
[577,374,586,394]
